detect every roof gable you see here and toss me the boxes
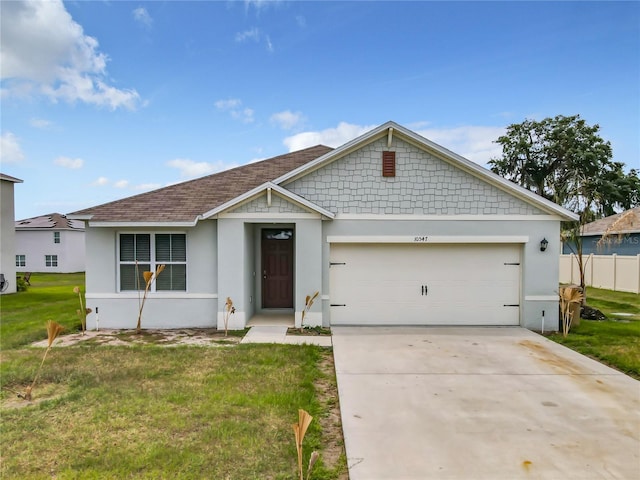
[285,136,547,216]
[204,182,334,219]
[276,121,578,220]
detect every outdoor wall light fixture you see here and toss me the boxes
[540,238,549,252]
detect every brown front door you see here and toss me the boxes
[262,229,294,308]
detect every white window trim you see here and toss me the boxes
[53,231,61,244]
[45,254,58,267]
[117,232,187,293]
[16,254,26,267]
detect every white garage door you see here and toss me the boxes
[329,243,521,326]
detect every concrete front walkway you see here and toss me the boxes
[240,325,332,346]
[332,326,640,480]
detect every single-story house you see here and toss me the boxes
[562,207,640,256]
[1,173,23,294]
[68,121,577,331]
[15,213,86,273]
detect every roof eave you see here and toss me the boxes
[86,220,199,228]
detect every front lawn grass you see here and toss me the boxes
[0,274,346,479]
[1,272,86,349]
[548,286,640,379]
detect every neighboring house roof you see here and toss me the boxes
[67,121,578,224]
[16,213,85,231]
[580,207,640,236]
[1,173,24,183]
[69,145,333,224]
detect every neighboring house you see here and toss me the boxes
[1,173,23,294]
[15,213,86,273]
[562,207,640,256]
[68,121,577,331]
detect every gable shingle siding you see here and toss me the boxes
[285,138,545,215]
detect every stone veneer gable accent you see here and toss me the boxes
[227,192,310,214]
[285,137,546,215]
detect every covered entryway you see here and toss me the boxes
[329,243,521,325]
[261,228,294,309]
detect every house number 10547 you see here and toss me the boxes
[414,236,429,242]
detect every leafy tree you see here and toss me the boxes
[489,114,638,221]
[489,114,640,293]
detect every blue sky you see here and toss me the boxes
[2,0,638,221]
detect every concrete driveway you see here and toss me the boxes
[332,327,640,480]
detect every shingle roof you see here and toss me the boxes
[16,213,85,231]
[581,207,640,235]
[69,145,333,223]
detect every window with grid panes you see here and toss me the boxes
[119,233,186,291]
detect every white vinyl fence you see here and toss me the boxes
[560,254,640,294]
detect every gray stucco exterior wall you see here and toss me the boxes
[84,222,218,330]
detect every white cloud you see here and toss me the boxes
[234,27,273,52]
[235,28,260,43]
[0,132,25,163]
[244,0,283,13]
[0,0,141,110]
[91,176,109,186]
[134,183,161,191]
[167,158,226,178]
[233,107,255,123]
[215,98,254,123]
[415,125,506,164]
[54,156,84,169]
[283,122,377,151]
[283,121,505,165]
[30,118,52,129]
[90,177,160,191]
[215,98,242,110]
[270,110,304,130]
[132,7,152,28]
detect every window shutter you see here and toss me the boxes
[382,151,396,177]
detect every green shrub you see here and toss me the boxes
[15,277,28,292]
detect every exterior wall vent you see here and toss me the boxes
[382,151,396,177]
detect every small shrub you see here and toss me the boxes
[15,277,28,292]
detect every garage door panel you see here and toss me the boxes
[330,244,521,326]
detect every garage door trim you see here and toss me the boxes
[327,235,529,244]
